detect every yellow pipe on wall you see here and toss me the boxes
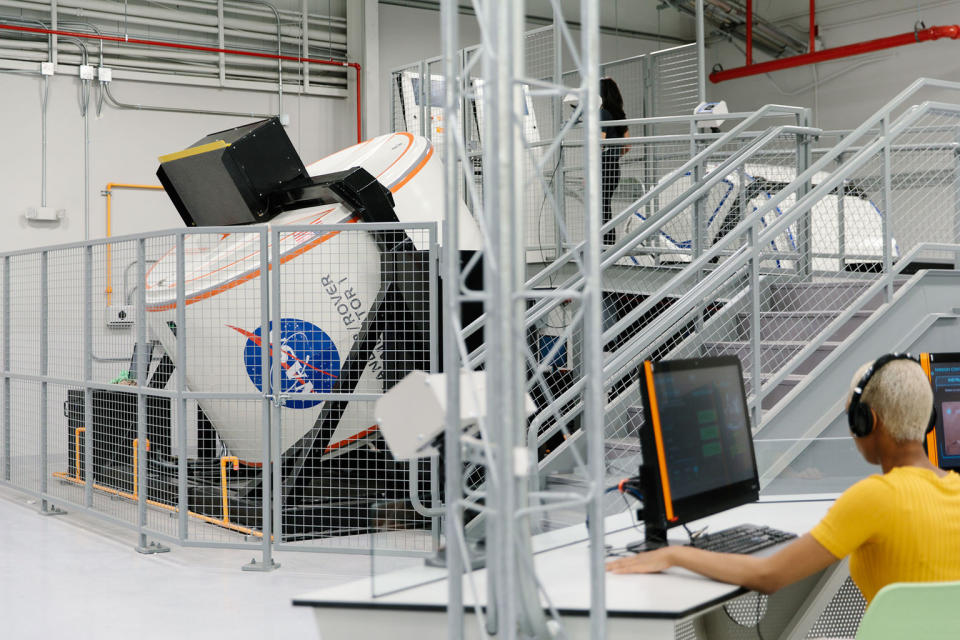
[103,183,165,306]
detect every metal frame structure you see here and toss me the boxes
[440,0,605,637]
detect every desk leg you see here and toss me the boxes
[779,559,851,640]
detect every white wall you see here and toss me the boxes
[704,1,960,130]
[0,72,354,252]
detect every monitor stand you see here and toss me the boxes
[625,522,667,553]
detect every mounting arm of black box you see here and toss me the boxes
[156,117,397,227]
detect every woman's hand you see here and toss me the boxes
[606,547,675,574]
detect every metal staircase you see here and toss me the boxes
[524,77,960,499]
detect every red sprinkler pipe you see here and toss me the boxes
[745,0,753,66]
[809,0,816,53]
[0,22,363,142]
[711,24,960,83]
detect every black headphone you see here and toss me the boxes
[847,353,937,438]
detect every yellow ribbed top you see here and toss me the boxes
[811,466,960,604]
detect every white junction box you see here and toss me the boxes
[40,62,54,76]
[105,305,135,328]
[79,64,95,81]
[25,206,63,221]
[97,66,112,83]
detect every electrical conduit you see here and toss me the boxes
[0,22,363,142]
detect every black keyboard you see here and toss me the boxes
[690,524,797,555]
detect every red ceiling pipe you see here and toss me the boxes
[0,22,363,143]
[711,24,960,83]
[745,0,753,66]
[809,0,816,53]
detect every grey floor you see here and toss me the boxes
[0,486,420,639]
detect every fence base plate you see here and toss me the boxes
[242,557,281,572]
[135,541,171,555]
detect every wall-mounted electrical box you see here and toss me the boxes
[25,206,64,221]
[105,305,135,328]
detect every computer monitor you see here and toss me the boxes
[926,353,960,472]
[633,355,760,549]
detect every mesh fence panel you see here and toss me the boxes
[276,225,435,553]
[0,221,439,556]
[649,44,700,124]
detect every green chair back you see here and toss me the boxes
[855,580,960,640]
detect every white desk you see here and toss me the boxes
[295,497,847,639]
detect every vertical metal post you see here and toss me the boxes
[581,1,607,638]
[881,115,893,301]
[38,251,57,515]
[176,232,188,541]
[427,222,440,549]
[484,0,521,633]
[419,60,429,138]
[217,0,225,84]
[837,153,846,271]
[389,70,397,132]
[553,10,565,259]
[691,119,704,264]
[302,0,310,90]
[272,228,284,564]
[954,129,960,268]
[441,0,464,635]
[134,239,165,552]
[136,240,148,545]
[1,256,8,483]
[797,110,813,279]
[83,245,94,507]
[245,228,279,571]
[429,223,439,376]
[749,222,763,430]
[696,0,706,105]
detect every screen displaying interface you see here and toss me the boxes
[930,354,960,468]
[652,362,756,501]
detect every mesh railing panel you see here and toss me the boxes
[0,222,439,557]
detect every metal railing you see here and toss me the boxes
[0,222,441,565]
[529,77,960,497]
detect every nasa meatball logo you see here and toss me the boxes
[229,318,340,409]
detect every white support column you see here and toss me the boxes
[346,0,363,140]
[362,0,381,136]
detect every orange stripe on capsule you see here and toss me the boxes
[389,144,433,194]
[644,360,677,522]
[146,218,358,312]
[324,425,379,453]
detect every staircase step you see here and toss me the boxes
[764,279,905,313]
[734,310,871,341]
[703,340,839,375]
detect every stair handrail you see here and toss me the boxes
[459,103,810,354]
[468,123,820,370]
[526,82,960,443]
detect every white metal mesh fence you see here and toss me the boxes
[0,222,440,559]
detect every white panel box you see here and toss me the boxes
[106,305,135,328]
